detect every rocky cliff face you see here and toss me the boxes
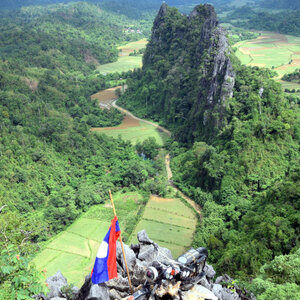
[41,231,254,300]
[124,3,235,143]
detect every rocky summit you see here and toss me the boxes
[39,231,255,300]
[120,3,236,143]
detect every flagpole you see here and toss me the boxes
[109,190,134,294]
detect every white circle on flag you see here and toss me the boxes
[97,241,108,258]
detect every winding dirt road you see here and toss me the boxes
[112,100,172,137]
[92,87,201,216]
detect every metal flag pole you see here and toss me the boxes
[109,190,134,294]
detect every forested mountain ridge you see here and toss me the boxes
[0,1,148,72]
[119,3,300,298]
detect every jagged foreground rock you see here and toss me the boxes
[42,231,254,300]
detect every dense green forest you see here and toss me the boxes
[0,2,163,296]
[0,1,150,68]
[118,3,300,298]
[224,7,300,36]
[1,0,299,298]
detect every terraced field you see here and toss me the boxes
[32,192,144,287]
[234,32,300,77]
[129,195,197,258]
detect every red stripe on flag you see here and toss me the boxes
[107,216,121,279]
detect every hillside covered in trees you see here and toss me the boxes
[225,7,300,36]
[118,3,300,298]
[1,1,299,298]
[0,1,164,297]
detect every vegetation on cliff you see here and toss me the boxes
[118,3,300,298]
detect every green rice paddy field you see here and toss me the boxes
[97,39,147,74]
[279,80,300,97]
[234,32,300,78]
[33,192,145,286]
[33,192,197,287]
[129,195,197,258]
[96,121,169,146]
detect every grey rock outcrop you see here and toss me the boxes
[45,230,255,300]
[183,285,218,300]
[142,3,236,142]
[116,241,136,271]
[137,229,154,244]
[45,271,68,298]
[204,264,217,279]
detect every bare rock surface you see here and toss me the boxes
[45,271,68,298]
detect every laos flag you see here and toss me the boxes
[91,216,121,284]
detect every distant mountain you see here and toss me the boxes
[1,0,73,10]
[0,1,227,12]
[261,0,300,10]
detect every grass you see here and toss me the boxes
[32,191,144,287]
[95,121,169,146]
[97,39,148,74]
[129,196,197,258]
[142,208,194,229]
[97,55,142,74]
[132,219,194,245]
[117,39,147,53]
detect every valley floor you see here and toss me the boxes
[33,86,199,287]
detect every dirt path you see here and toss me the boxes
[111,100,201,216]
[112,100,172,137]
[92,87,201,216]
[165,154,201,215]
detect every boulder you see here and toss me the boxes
[204,264,216,280]
[220,289,240,300]
[131,259,147,286]
[87,283,110,300]
[138,244,157,264]
[212,284,224,299]
[156,245,173,264]
[109,289,122,300]
[109,289,129,300]
[74,275,94,300]
[106,276,130,293]
[117,241,136,272]
[215,276,224,284]
[212,283,240,300]
[137,230,153,244]
[46,271,68,298]
[198,277,212,290]
[183,285,218,300]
